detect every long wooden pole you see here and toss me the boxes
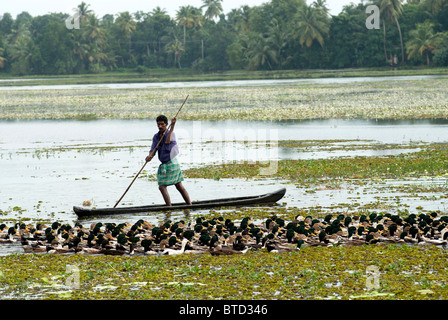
[113,95,189,208]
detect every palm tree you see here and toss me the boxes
[165,37,185,68]
[406,22,438,65]
[77,1,93,24]
[83,15,107,48]
[201,0,223,20]
[227,6,252,33]
[373,0,405,63]
[115,12,136,58]
[0,47,7,69]
[175,6,203,46]
[294,4,329,48]
[239,6,252,33]
[267,18,289,68]
[7,21,33,74]
[9,35,33,75]
[82,15,108,70]
[70,32,89,71]
[312,0,330,16]
[245,33,278,70]
[423,0,447,14]
[151,7,168,16]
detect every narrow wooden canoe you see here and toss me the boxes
[73,188,286,218]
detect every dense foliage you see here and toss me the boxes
[0,0,448,75]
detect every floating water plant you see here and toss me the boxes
[184,143,448,182]
[0,79,447,120]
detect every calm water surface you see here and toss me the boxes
[0,118,447,229]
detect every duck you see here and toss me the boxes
[47,246,74,254]
[232,235,247,251]
[116,234,130,251]
[419,236,448,246]
[10,212,448,256]
[265,240,300,253]
[22,241,47,253]
[210,244,250,256]
[129,236,141,255]
[162,238,190,255]
[141,238,153,252]
[318,230,330,244]
[79,247,102,255]
[1,227,17,243]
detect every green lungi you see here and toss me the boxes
[157,157,184,186]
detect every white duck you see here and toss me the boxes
[162,238,189,255]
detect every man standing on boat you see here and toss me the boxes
[146,115,192,206]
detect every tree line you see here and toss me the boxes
[0,0,447,75]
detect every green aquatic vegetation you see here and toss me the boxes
[184,143,448,182]
[2,246,448,300]
[1,79,448,120]
[17,143,147,156]
[277,139,425,153]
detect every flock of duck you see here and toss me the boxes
[1,211,448,256]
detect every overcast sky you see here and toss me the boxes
[2,0,357,19]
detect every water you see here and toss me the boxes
[1,118,447,225]
[1,118,448,255]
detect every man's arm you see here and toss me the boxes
[145,134,158,162]
[165,117,176,144]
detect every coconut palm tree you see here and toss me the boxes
[227,6,251,33]
[77,1,93,24]
[0,47,7,69]
[245,33,278,70]
[165,37,185,68]
[201,0,223,21]
[82,15,109,71]
[406,22,438,65]
[83,15,107,48]
[312,0,330,16]
[175,6,203,46]
[152,6,168,16]
[423,0,447,14]
[294,4,329,48]
[115,12,136,58]
[7,22,33,74]
[9,35,34,75]
[373,0,405,63]
[70,32,89,71]
[267,18,289,68]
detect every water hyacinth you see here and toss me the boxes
[0,80,447,120]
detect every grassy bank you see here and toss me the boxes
[1,245,447,300]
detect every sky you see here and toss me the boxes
[2,0,357,19]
